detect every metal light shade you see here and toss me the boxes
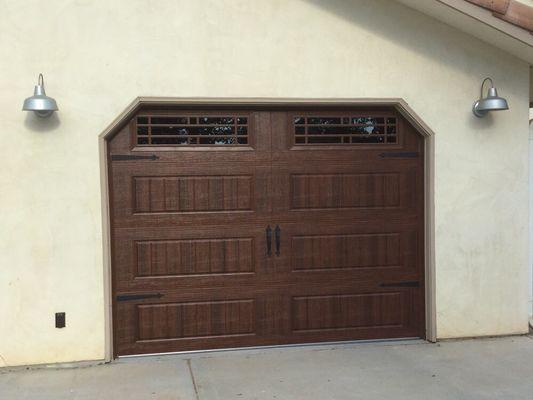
[472,77,508,118]
[23,74,58,118]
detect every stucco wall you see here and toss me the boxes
[0,0,529,367]
[516,0,533,7]
[529,114,533,322]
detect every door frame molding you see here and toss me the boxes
[99,97,436,361]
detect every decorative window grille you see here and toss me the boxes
[293,115,398,145]
[136,115,249,146]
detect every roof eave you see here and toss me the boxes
[395,0,533,64]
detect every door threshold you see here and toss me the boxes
[118,337,425,359]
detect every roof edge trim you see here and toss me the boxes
[436,0,533,46]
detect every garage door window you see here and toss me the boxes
[136,114,249,146]
[294,115,398,145]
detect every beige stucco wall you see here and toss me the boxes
[0,0,530,367]
[516,0,533,7]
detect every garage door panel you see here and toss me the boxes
[110,107,426,356]
[112,222,269,240]
[277,159,420,174]
[137,299,256,341]
[274,148,422,163]
[274,222,421,322]
[112,230,266,291]
[111,165,270,227]
[115,289,417,355]
[271,111,421,159]
[290,172,401,210]
[273,166,420,216]
[268,108,424,343]
[113,212,268,230]
[110,161,266,178]
[287,287,419,339]
[286,327,418,344]
[291,292,404,332]
[116,275,261,293]
[116,272,422,299]
[290,231,416,273]
[132,175,254,213]
[114,291,288,355]
[109,110,270,156]
[135,237,255,277]
[115,301,259,355]
[109,153,267,169]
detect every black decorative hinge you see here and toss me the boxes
[111,154,159,161]
[379,152,419,158]
[380,281,420,288]
[116,293,164,302]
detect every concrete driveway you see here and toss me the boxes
[2,336,533,400]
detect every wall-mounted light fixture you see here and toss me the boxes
[472,77,509,118]
[22,73,58,118]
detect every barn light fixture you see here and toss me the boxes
[22,73,58,118]
[472,77,509,118]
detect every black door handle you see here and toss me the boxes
[275,225,281,256]
[266,225,272,257]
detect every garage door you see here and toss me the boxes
[108,107,425,356]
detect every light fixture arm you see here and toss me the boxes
[479,77,494,99]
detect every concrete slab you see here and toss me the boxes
[190,336,533,400]
[2,337,533,400]
[0,356,197,400]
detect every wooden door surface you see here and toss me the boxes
[108,107,425,356]
[269,110,425,343]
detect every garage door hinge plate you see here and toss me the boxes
[111,154,159,161]
[379,281,420,288]
[379,152,419,158]
[116,293,164,302]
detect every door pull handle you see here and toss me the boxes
[275,225,281,256]
[266,225,272,257]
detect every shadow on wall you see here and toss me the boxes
[302,0,503,129]
[301,0,494,77]
[467,112,497,133]
[24,112,61,132]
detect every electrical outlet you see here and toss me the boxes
[55,312,66,328]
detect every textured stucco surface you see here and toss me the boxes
[0,0,529,367]
[516,0,533,7]
[529,117,533,321]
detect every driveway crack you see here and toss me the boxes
[187,358,200,400]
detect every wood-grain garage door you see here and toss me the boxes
[108,106,425,356]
